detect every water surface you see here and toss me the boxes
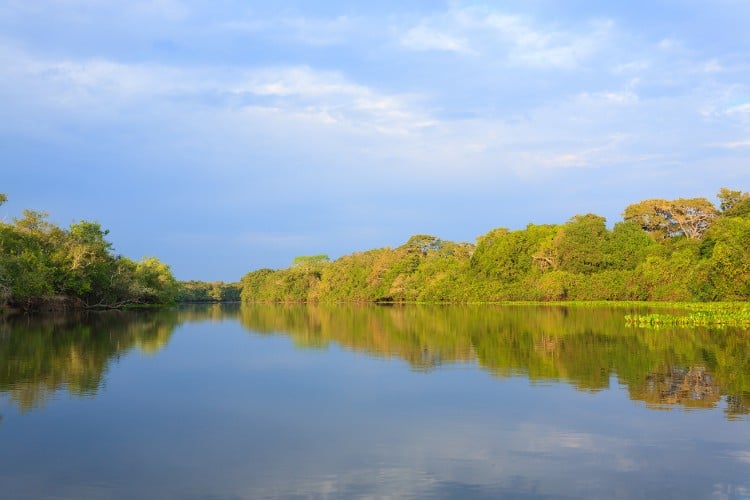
[1,304,749,498]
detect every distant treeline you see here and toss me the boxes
[240,188,750,303]
[176,281,241,302]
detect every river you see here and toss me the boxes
[1,304,749,498]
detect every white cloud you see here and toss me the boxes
[400,25,472,54]
[2,2,748,194]
[220,14,357,46]
[281,16,356,46]
[703,59,725,73]
[0,43,433,138]
[613,59,650,75]
[581,89,639,105]
[713,139,750,149]
[484,14,611,69]
[229,67,435,135]
[2,0,749,278]
[725,102,750,115]
[400,7,612,69]
[0,0,189,24]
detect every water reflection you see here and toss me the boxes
[237,304,750,419]
[1,304,748,419]
[0,309,179,412]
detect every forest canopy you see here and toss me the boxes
[0,195,178,310]
[3,189,749,310]
[240,189,750,303]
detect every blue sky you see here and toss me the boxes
[2,1,749,281]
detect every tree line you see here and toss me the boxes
[176,281,242,303]
[0,194,248,311]
[241,188,750,303]
[3,188,747,310]
[0,195,179,311]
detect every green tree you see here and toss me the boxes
[412,240,474,302]
[133,257,178,304]
[623,198,719,240]
[220,283,242,301]
[703,217,750,300]
[632,244,700,301]
[240,269,277,302]
[529,216,609,275]
[717,187,749,212]
[52,221,116,301]
[606,220,656,270]
[472,224,556,282]
[0,197,11,303]
[209,284,223,302]
[402,234,443,255]
[292,254,330,269]
[14,209,54,234]
[0,198,179,310]
[1,212,56,307]
[234,190,749,304]
[723,198,750,218]
[316,249,387,302]
[554,214,609,274]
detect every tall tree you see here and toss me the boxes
[703,217,750,300]
[473,224,556,281]
[133,257,178,304]
[717,187,749,212]
[53,221,115,299]
[623,198,718,240]
[554,214,609,274]
[0,217,55,306]
[606,220,656,270]
[401,234,443,256]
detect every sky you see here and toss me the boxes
[1,0,749,281]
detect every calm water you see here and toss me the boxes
[1,304,749,499]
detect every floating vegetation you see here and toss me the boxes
[625,303,750,328]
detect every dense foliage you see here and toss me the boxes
[0,195,178,310]
[176,280,242,302]
[241,189,750,303]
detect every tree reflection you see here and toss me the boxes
[240,304,750,419]
[0,305,239,412]
[1,304,748,419]
[0,310,180,411]
[631,366,721,409]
